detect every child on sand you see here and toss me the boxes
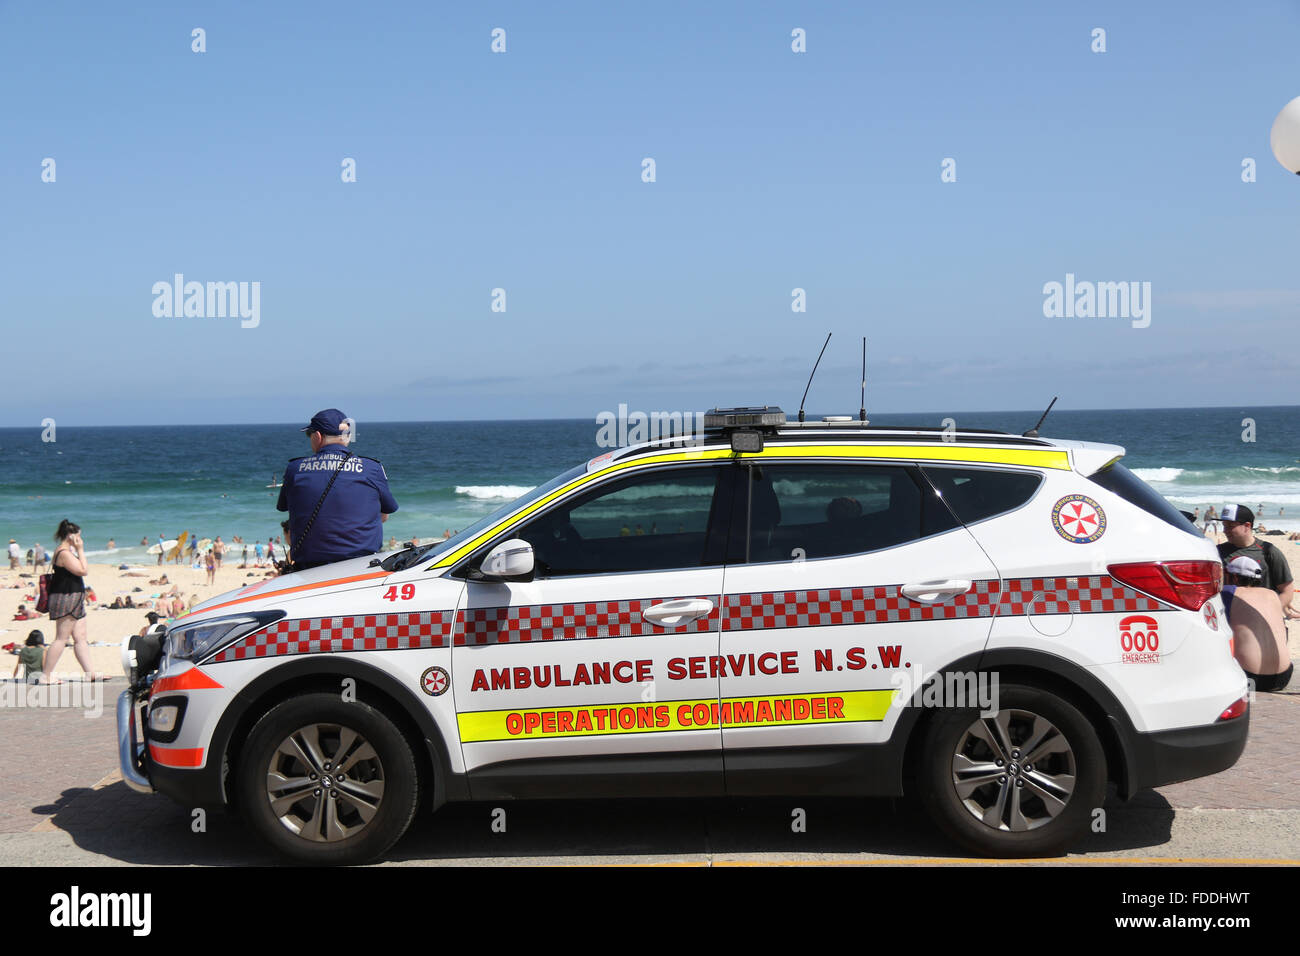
[12,631,45,683]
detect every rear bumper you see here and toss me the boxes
[1114,705,1250,797]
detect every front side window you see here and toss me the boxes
[734,463,954,562]
[514,466,731,576]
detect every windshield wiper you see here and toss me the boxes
[374,542,435,572]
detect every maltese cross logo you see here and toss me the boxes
[420,665,450,697]
[1052,495,1107,543]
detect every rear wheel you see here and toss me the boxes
[919,683,1106,858]
[237,693,419,865]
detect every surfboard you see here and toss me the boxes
[147,539,178,556]
[165,532,189,562]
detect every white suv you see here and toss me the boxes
[118,408,1248,863]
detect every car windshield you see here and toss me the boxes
[400,463,589,567]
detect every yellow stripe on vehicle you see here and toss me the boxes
[457,689,897,743]
[431,443,1069,569]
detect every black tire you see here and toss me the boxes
[237,692,419,865]
[918,682,1106,858]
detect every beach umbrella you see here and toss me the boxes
[1271,95,1300,174]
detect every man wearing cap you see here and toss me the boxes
[1217,504,1297,619]
[7,539,19,570]
[276,409,398,571]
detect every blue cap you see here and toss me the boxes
[303,409,349,436]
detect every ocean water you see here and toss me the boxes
[2,407,1297,564]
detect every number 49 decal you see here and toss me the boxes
[383,583,416,602]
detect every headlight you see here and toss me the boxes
[167,611,285,663]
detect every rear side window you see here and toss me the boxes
[1087,462,1198,533]
[734,464,958,563]
[921,467,1042,525]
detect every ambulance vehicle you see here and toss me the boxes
[118,407,1248,863]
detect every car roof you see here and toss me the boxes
[595,428,1126,477]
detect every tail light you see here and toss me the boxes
[1108,560,1222,610]
[1218,697,1248,721]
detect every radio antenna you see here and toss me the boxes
[798,332,832,423]
[1023,396,1058,438]
[859,337,867,422]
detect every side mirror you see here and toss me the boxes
[480,539,534,580]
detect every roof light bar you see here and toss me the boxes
[703,406,787,431]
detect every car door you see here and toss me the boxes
[450,462,736,798]
[717,459,1001,791]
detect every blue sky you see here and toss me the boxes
[2,0,1298,426]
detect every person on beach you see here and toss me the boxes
[254,541,264,566]
[156,533,166,566]
[7,539,19,570]
[12,630,45,683]
[32,542,47,570]
[139,611,166,638]
[266,538,276,565]
[41,520,105,683]
[205,548,216,585]
[1217,505,1297,619]
[1221,556,1293,692]
[214,536,225,569]
[13,604,37,621]
[1202,508,1218,534]
[277,409,398,570]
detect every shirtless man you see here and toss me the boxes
[1222,556,1293,692]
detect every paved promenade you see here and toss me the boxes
[1,677,1296,865]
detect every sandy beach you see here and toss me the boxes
[3,533,1298,680]
[0,557,280,679]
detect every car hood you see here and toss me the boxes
[184,553,394,620]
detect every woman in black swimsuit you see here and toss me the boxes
[42,519,103,682]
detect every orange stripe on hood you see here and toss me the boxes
[195,569,389,616]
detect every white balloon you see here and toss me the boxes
[1271,96,1300,174]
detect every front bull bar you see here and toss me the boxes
[116,690,154,794]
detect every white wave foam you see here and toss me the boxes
[1131,467,1183,482]
[1242,466,1300,475]
[455,485,534,500]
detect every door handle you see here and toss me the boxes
[900,580,972,604]
[643,598,714,627]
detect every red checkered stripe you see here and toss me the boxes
[211,611,452,662]
[995,575,1164,616]
[455,596,718,646]
[722,575,1167,632]
[723,579,1003,630]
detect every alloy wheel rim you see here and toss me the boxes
[950,708,1077,832]
[265,722,386,842]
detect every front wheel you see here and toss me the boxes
[918,683,1106,858]
[237,693,419,865]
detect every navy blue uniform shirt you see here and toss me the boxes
[276,445,398,567]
